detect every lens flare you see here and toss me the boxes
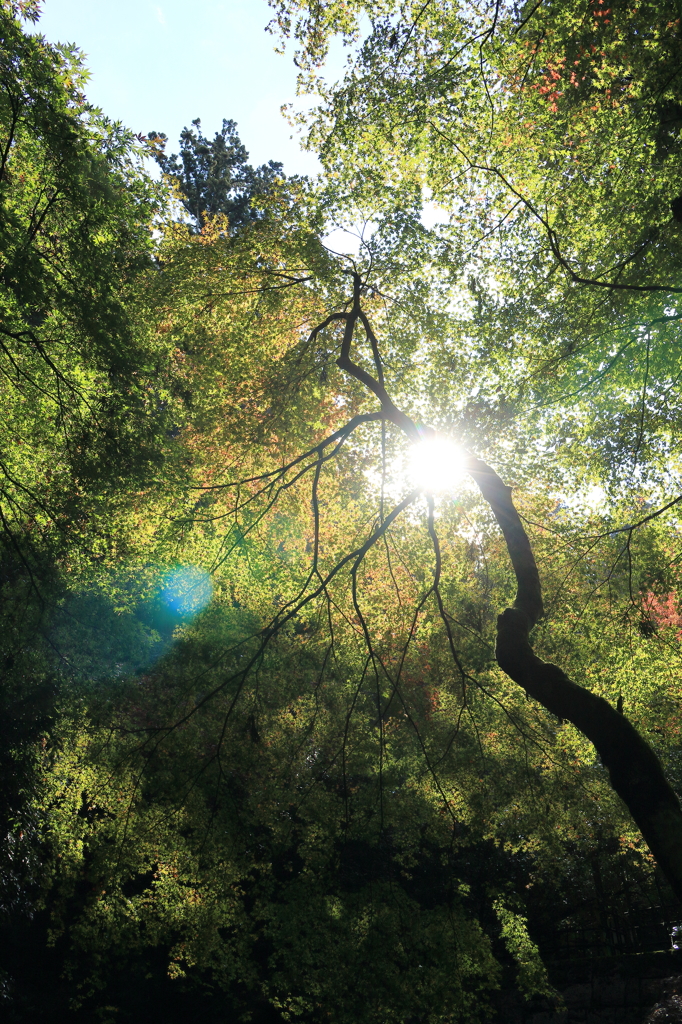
[160,565,212,617]
[408,436,466,494]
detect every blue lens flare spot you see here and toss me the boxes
[159,565,212,618]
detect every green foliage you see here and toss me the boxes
[0,6,179,563]
[269,0,682,487]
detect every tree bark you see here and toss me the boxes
[466,454,682,903]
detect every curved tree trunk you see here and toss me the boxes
[467,455,682,902]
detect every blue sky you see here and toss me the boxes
[35,0,326,176]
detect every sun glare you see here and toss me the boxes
[408,436,466,494]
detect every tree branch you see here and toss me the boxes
[331,280,682,901]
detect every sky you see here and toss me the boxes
[34,0,328,177]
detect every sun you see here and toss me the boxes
[408,436,466,494]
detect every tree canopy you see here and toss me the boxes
[3,2,682,1022]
